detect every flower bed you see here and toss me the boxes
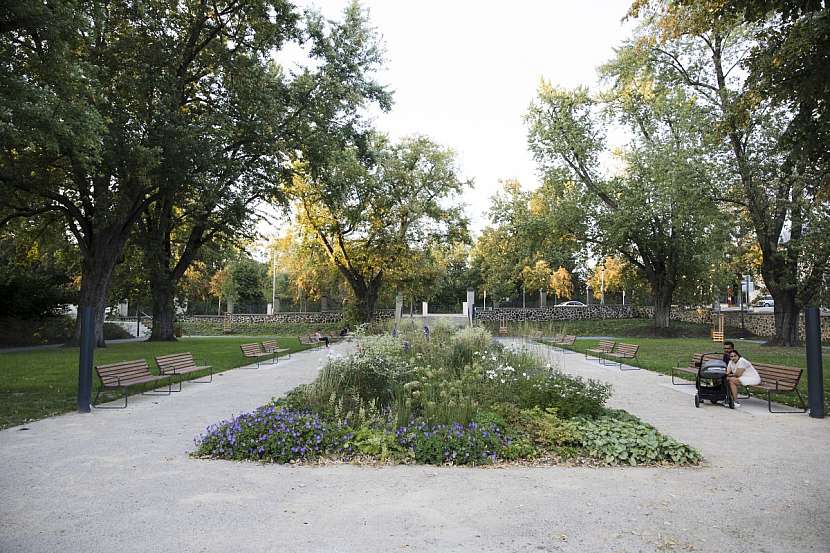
[194,325,701,466]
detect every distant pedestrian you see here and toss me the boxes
[314,330,329,348]
[423,325,430,341]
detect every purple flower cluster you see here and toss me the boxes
[194,405,350,463]
[395,421,506,465]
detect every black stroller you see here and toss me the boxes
[694,357,734,409]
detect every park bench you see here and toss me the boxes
[671,352,721,385]
[553,335,576,346]
[602,343,640,370]
[155,352,213,390]
[586,340,616,361]
[743,363,806,413]
[94,359,173,408]
[299,335,324,347]
[262,339,290,360]
[240,342,276,368]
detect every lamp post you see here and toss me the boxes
[271,246,277,315]
[600,265,605,305]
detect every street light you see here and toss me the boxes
[600,265,605,306]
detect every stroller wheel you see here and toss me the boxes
[694,394,700,408]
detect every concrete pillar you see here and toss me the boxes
[395,293,403,327]
[422,301,428,316]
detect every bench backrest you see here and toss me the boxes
[261,339,280,352]
[613,343,639,357]
[240,342,265,356]
[754,363,803,390]
[689,352,722,367]
[155,352,196,374]
[596,340,615,352]
[95,359,152,387]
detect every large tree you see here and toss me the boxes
[138,1,390,340]
[628,0,830,344]
[290,135,469,321]
[1,0,173,345]
[526,72,728,327]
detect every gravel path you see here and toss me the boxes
[1,339,828,553]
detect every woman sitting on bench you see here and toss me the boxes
[726,350,760,407]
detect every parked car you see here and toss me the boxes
[754,296,774,308]
[556,300,586,306]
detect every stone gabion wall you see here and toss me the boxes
[605,306,830,341]
[177,309,396,325]
[474,305,641,322]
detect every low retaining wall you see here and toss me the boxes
[474,305,641,322]
[177,309,396,326]
[479,305,830,341]
[639,307,830,342]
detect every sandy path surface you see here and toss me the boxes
[1,338,828,553]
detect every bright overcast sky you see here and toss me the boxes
[276,0,635,237]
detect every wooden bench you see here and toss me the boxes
[743,363,806,413]
[671,352,722,385]
[586,340,615,361]
[261,339,290,360]
[240,342,275,368]
[602,343,640,370]
[553,335,576,346]
[155,352,213,390]
[94,359,172,408]
[299,335,324,347]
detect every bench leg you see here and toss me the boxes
[92,387,128,409]
[619,359,640,371]
[142,380,173,396]
[189,370,213,383]
[671,369,695,385]
[767,389,808,413]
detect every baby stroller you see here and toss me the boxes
[694,358,734,409]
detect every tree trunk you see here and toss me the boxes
[539,290,546,307]
[72,254,120,347]
[355,284,379,322]
[769,290,801,346]
[651,281,674,329]
[148,270,177,341]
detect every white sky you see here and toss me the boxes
[265,0,635,241]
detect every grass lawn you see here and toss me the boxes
[484,318,755,339]
[0,336,315,430]
[556,337,829,413]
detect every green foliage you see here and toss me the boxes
[290,335,416,415]
[289,134,471,321]
[346,427,408,461]
[194,406,351,464]
[395,421,505,465]
[566,416,702,466]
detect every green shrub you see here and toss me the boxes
[479,360,611,419]
[194,405,350,463]
[395,421,506,465]
[566,416,702,466]
[293,340,416,415]
[346,426,409,462]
